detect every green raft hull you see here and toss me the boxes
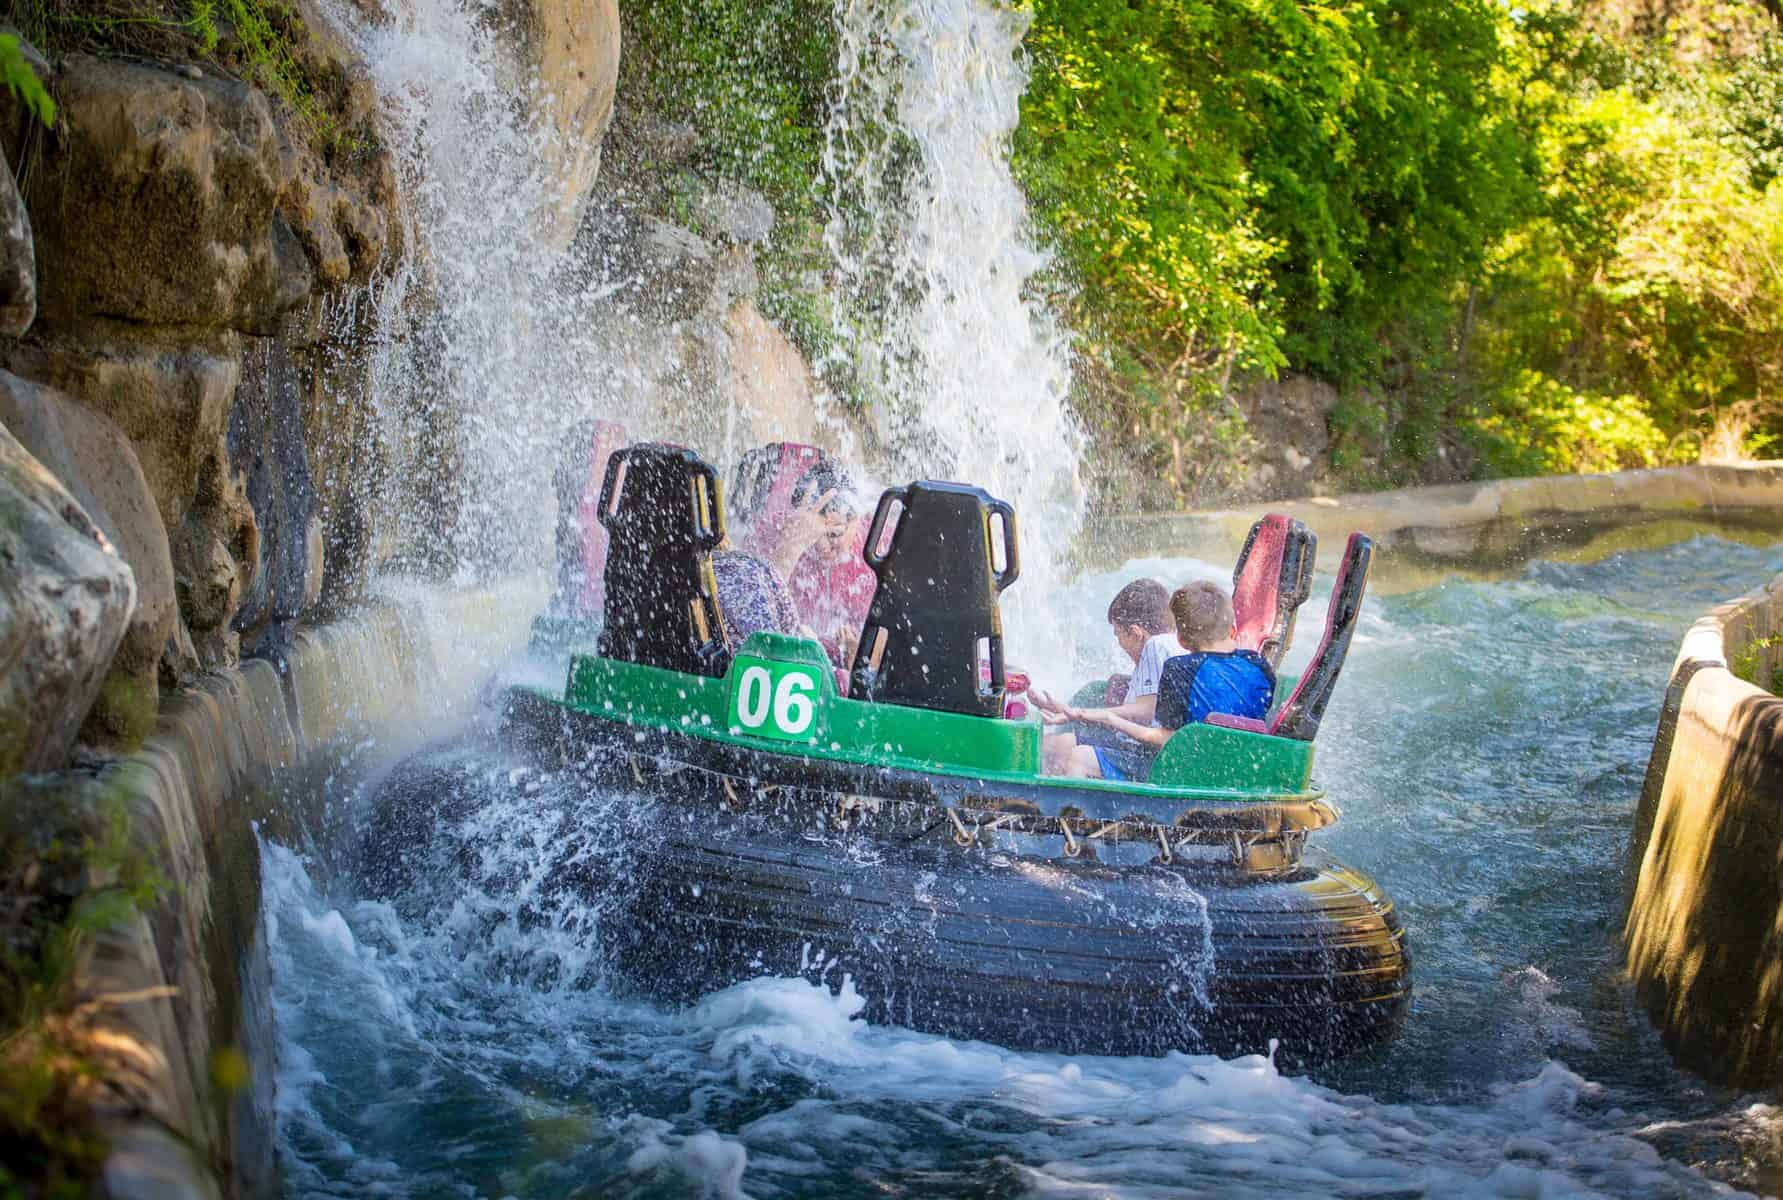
[480,631,1410,1064]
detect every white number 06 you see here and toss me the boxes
[736,666,816,735]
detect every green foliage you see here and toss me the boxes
[1720,37,1783,190]
[0,33,54,126]
[602,0,1782,501]
[1730,634,1783,696]
[1464,370,1672,476]
[10,0,221,63]
[1015,0,1544,500]
[626,0,836,214]
[0,781,166,1199]
[9,0,344,142]
[1471,74,1783,471]
[619,0,837,359]
[220,0,335,139]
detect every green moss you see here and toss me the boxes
[0,32,54,125]
[616,0,839,364]
[1730,634,1783,696]
[9,0,349,144]
[89,669,158,751]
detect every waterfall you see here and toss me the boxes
[819,0,1085,654]
[336,0,1082,669]
[338,0,635,576]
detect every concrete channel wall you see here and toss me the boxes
[1625,571,1783,1089]
[60,584,540,1198]
[1104,463,1783,586]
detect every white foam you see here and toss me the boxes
[267,768,1763,1200]
[620,1118,750,1199]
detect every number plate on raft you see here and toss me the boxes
[726,657,825,743]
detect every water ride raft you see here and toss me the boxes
[462,444,1408,1062]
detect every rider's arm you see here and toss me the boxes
[1093,711,1173,748]
[1102,693,1157,725]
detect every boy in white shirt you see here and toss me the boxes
[1033,578,1181,775]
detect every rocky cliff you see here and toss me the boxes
[0,0,854,1186]
[0,14,396,752]
[0,0,648,763]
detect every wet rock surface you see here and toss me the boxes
[0,422,135,773]
[26,56,312,335]
[726,298,819,447]
[493,0,621,246]
[278,0,403,284]
[0,369,175,744]
[230,335,321,658]
[294,299,389,612]
[6,328,243,534]
[0,145,34,336]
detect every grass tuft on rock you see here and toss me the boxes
[0,775,165,1200]
[8,0,347,144]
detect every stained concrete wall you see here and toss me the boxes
[1624,570,1783,1089]
[1105,462,1783,590]
[52,583,542,1198]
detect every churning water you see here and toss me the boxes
[271,533,1783,1199]
[280,0,1783,1193]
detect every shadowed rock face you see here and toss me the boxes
[0,3,623,1189]
[0,421,136,773]
[0,369,174,743]
[230,336,321,659]
[28,56,313,335]
[0,145,34,337]
[0,42,387,715]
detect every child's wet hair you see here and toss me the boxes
[791,461,857,514]
[1106,578,1172,635]
[1170,580,1234,648]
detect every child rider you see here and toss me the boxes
[1040,580,1274,781]
[1031,578,1179,777]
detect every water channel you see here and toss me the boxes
[263,0,1783,1192]
[268,529,1783,1199]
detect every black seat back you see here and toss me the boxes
[848,481,1019,717]
[1269,532,1372,740]
[596,444,731,678]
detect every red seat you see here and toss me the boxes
[1205,712,1269,733]
[553,419,628,617]
[1200,533,1371,741]
[733,442,826,560]
[1231,514,1317,668]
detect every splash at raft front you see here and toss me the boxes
[382,443,1410,1064]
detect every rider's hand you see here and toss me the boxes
[773,489,838,572]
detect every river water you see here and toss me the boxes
[281,0,1783,1190]
[267,530,1783,1199]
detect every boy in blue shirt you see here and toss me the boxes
[1052,580,1274,780]
[1033,578,1179,774]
